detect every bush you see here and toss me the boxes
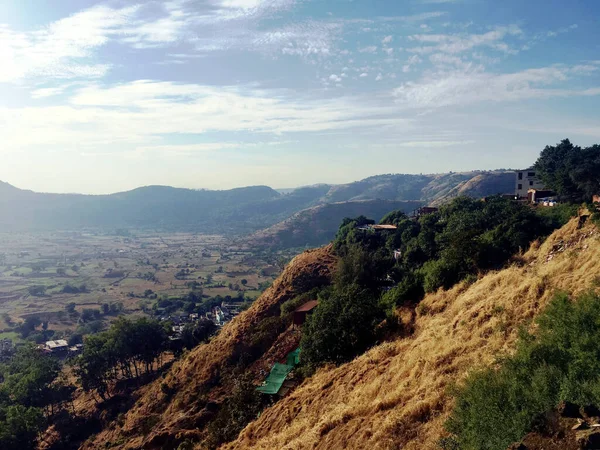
[205,376,266,449]
[301,284,383,368]
[445,292,600,449]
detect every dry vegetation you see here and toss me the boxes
[81,245,337,449]
[225,215,600,450]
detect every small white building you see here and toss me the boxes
[45,340,69,353]
[515,168,546,199]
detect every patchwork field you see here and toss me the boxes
[0,231,287,342]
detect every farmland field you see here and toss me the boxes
[0,231,290,342]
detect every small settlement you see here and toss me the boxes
[166,301,244,339]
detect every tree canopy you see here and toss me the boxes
[534,138,600,201]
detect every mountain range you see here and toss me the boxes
[0,171,515,238]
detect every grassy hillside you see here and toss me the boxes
[225,215,600,449]
[245,200,422,250]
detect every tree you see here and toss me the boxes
[301,285,383,368]
[19,317,41,338]
[181,319,217,350]
[81,309,100,323]
[0,346,61,409]
[240,279,248,286]
[0,405,45,450]
[534,139,600,201]
[65,303,77,316]
[27,286,46,297]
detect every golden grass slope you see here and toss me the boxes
[82,245,336,449]
[226,216,600,450]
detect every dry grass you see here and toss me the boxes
[82,245,336,449]
[225,217,600,450]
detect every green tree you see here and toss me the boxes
[534,139,600,201]
[301,285,383,368]
[0,405,45,450]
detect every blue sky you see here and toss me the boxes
[0,0,599,194]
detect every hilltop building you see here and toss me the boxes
[515,168,546,199]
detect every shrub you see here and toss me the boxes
[445,291,600,449]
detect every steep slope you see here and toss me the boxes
[245,200,422,250]
[226,216,600,450]
[82,245,337,449]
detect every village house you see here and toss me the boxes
[515,168,546,199]
[45,339,69,354]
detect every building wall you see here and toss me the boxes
[515,169,546,199]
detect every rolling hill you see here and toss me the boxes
[0,170,515,235]
[245,200,423,250]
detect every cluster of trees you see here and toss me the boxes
[301,196,572,370]
[152,291,249,317]
[72,318,168,401]
[0,346,72,450]
[534,139,600,202]
[443,292,600,450]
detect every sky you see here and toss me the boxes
[0,0,599,194]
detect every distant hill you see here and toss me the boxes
[319,171,515,204]
[0,171,515,234]
[245,200,423,250]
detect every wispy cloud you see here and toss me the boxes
[0,80,412,152]
[0,5,137,83]
[408,25,523,55]
[393,64,600,108]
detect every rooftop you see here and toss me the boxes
[295,300,319,313]
[46,340,68,349]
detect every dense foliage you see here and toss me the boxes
[444,292,600,450]
[534,138,600,202]
[0,347,69,450]
[301,196,572,370]
[72,317,168,401]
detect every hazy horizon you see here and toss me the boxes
[1,0,599,194]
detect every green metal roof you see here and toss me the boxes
[256,363,293,395]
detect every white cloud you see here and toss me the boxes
[30,87,69,99]
[393,64,600,108]
[0,80,413,153]
[359,72,368,78]
[408,25,523,55]
[329,74,342,82]
[358,46,378,54]
[382,35,393,44]
[375,73,383,81]
[0,5,138,83]
[402,54,423,72]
